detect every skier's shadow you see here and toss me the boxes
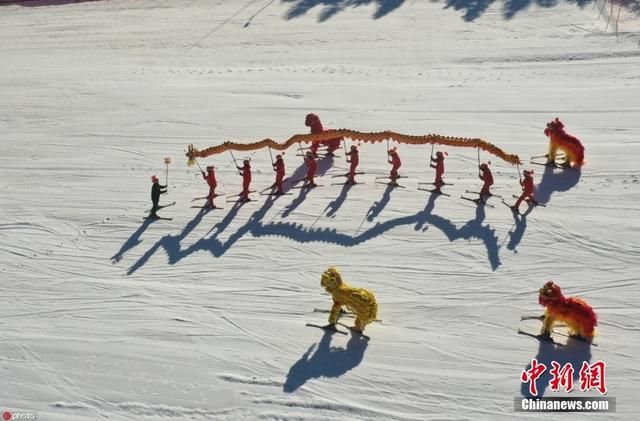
[126,193,280,273]
[325,182,354,218]
[283,330,368,393]
[366,184,394,222]
[416,193,501,269]
[111,218,153,263]
[257,190,501,269]
[282,155,335,218]
[281,162,314,218]
[520,337,592,398]
[535,165,581,204]
[454,199,500,269]
[127,206,217,274]
[506,209,527,252]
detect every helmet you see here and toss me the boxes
[523,169,533,176]
[243,159,250,166]
[206,166,213,171]
[436,151,443,157]
[151,175,158,182]
[479,163,488,170]
[351,145,357,150]
[276,154,282,159]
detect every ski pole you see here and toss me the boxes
[226,143,241,174]
[193,157,203,172]
[517,162,522,182]
[164,157,171,189]
[298,141,305,161]
[430,143,434,161]
[268,145,274,166]
[343,139,348,162]
[386,139,390,162]
[477,147,481,176]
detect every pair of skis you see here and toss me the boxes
[460,190,502,207]
[374,175,407,188]
[144,201,176,220]
[500,195,547,213]
[529,153,572,169]
[332,171,365,186]
[518,315,597,346]
[417,181,453,196]
[306,308,382,340]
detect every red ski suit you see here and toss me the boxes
[240,164,252,199]
[479,167,494,197]
[346,149,359,182]
[202,170,217,207]
[273,158,285,193]
[431,155,445,187]
[514,174,535,209]
[389,152,401,180]
[305,155,317,185]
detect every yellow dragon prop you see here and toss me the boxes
[185,129,522,165]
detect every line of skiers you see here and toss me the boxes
[150,113,539,215]
[153,146,537,214]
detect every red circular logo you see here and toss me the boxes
[2,412,12,421]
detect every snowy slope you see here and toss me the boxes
[1,1,639,420]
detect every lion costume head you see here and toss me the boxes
[539,281,563,306]
[321,267,343,293]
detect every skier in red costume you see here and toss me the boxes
[511,169,538,211]
[388,148,401,185]
[273,154,285,194]
[303,151,318,187]
[201,165,217,208]
[237,159,252,201]
[478,163,494,203]
[430,151,446,193]
[345,145,360,184]
[305,113,341,157]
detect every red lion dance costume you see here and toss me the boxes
[305,113,342,156]
[544,118,585,169]
[538,281,597,342]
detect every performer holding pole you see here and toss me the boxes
[345,144,360,184]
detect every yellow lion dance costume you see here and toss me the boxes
[321,267,378,332]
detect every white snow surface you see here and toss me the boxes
[1,1,639,420]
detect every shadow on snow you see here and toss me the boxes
[282,0,406,21]
[535,165,581,205]
[125,185,502,274]
[283,330,368,392]
[521,336,592,397]
[281,0,601,22]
